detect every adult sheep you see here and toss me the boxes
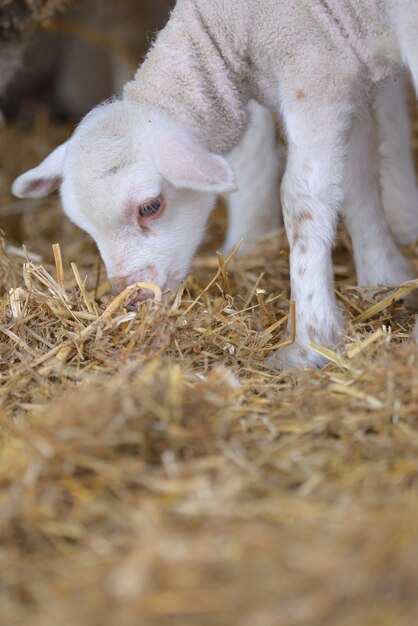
[0,0,70,113]
[12,0,418,368]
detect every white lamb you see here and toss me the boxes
[12,0,418,368]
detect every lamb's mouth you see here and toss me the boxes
[126,278,182,308]
[127,288,157,306]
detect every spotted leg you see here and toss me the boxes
[269,86,352,369]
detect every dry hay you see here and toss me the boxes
[0,108,418,626]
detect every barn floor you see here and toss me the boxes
[1,106,418,626]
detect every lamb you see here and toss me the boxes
[12,0,418,368]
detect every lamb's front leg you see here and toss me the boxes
[269,100,348,369]
[223,101,284,255]
[342,99,415,289]
[375,74,418,244]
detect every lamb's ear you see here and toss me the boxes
[153,128,237,194]
[12,142,68,199]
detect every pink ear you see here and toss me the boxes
[12,142,68,199]
[153,127,236,194]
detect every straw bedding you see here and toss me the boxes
[0,106,418,626]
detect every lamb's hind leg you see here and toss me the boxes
[342,96,415,289]
[223,100,284,255]
[375,74,418,244]
[269,87,352,369]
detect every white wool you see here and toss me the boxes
[123,0,400,153]
[12,0,418,368]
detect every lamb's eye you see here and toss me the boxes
[138,195,164,222]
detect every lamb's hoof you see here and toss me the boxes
[403,288,418,309]
[360,263,418,307]
[377,283,418,309]
[268,343,327,370]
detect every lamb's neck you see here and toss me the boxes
[123,0,249,155]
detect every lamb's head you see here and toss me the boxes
[12,100,236,300]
